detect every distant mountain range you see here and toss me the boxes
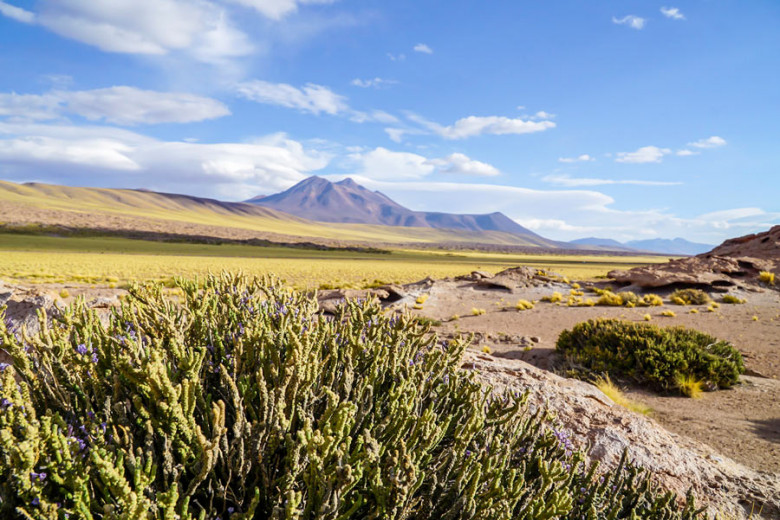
[249,176,559,247]
[570,237,715,255]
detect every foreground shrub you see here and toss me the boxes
[0,274,706,519]
[556,318,744,395]
[669,289,711,306]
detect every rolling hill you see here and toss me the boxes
[0,180,559,248]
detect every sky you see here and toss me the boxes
[0,0,778,244]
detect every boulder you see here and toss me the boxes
[464,351,780,519]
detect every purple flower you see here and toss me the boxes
[76,344,88,355]
[91,353,99,363]
[0,398,11,410]
[31,497,40,507]
[0,362,10,371]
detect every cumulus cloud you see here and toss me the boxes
[615,146,671,164]
[612,15,646,30]
[428,153,500,177]
[351,77,397,89]
[0,87,230,126]
[236,80,348,115]
[0,0,254,63]
[0,121,330,199]
[225,0,338,21]
[558,154,594,163]
[542,174,681,187]
[408,113,555,140]
[413,43,433,54]
[676,149,699,156]
[689,136,727,149]
[660,7,685,20]
[347,148,500,180]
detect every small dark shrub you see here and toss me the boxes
[556,318,744,394]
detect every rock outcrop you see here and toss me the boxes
[608,225,779,290]
[464,351,780,519]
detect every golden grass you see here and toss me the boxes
[675,374,704,399]
[594,376,651,415]
[0,233,667,288]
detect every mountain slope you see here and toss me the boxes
[250,176,556,247]
[0,180,558,248]
[570,236,714,255]
[626,238,714,256]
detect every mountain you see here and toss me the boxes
[626,238,715,256]
[249,176,557,246]
[569,237,635,250]
[568,236,714,255]
[0,180,558,248]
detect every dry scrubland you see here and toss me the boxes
[0,233,665,288]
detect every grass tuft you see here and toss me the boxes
[594,376,652,415]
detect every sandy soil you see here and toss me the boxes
[409,280,780,475]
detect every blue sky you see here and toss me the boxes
[0,0,778,243]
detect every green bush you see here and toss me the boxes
[669,289,711,306]
[556,319,744,395]
[0,274,705,519]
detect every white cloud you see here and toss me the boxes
[384,128,408,143]
[676,149,699,156]
[409,113,556,140]
[429,153,500,177]
[660,7,685,20]
[351,77,397,89]
[349,147,435,180]
[0,1,35,23]
[237,80,398,124]
[236,80,348,115]
[387,53,406,62]
[348,148,500,180]
[3,0,254,63]
[612,15,646,30]
[615,146,671,164]
[558,154,594,163]
[689,136,727,149]
[225,0,338,21]
[0,121,330,199]
[0,87,230,125]
[413,43,433,54]
[542,174,681,187]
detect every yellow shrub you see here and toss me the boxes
[515,299,534,310]
[689,309,699,314]
[759,271,775,285]
[643,314,652,321]
[721,294,746,304]
[660,310,676,317]
[675,374,704,399]
[596,291,623,306]
[641,294,664,307]
[415,294,429,305]
[542,292,563,303]
[570,290,584,297]
[59,289,70,299]
[471,307,486,316]
[571,283,581,290]
[481,345,492,354]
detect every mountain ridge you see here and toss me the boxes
[249,176,558,247]
[570,236,715,255]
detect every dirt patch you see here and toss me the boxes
[400,278,780,476]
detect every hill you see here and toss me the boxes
[250,176,556,246]
[0,180,558,248]
[570,236,714,255]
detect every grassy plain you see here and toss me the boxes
[0,233,668,288]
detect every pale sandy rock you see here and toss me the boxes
[463,351,780,519]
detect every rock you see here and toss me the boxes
[463,352,780,519]
[608,226,779,291]
[455,270,494,281]
[87,296,118,309]
[474,266,560,292]
[316,288,390,314]
[2,292,60,335]
[529,336,540,343]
